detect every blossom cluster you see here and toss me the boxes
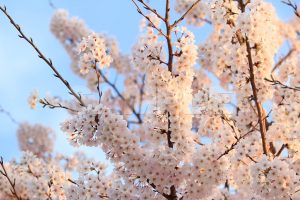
[17,122,55,157]
[2,0,300,199]
[28,90,39,109]
[78,33,113,74]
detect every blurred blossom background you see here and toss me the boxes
[0,0,294,162]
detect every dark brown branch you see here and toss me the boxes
[172,0,201,28]
[0,157,23,200]
[68,178,109,199]
[93,65,103,104]
[131,1,178,198]
[138,75,146,114]
[275,144,288,157]
[246,154,258,163]
[282,0,300,18]
[136,0,165,21]
[245,37,268,155]
[265,76,300,91]
[67,178,79,186]
[193,138,204,146]
[198,18,212,25]
[148,55,168,65]
[0,6,85,107]
[131,0,167,37]
[221,113,239,138]
[269,142,277,155]
[272,49,295,73]
[98,69,142,123]
[164,2,176,199]
[146,179,168,197]
[165,0,174,73]
[217,110,272,160]
[39,98,78,112]
[236,0,268,155]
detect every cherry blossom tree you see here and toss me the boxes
[0,0,300,199]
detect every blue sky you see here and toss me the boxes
[0,0,295,162]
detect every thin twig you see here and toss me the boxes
[39,99,78,112]
[98,69,142,123]
[0,157,23,200]
[198,17,212,25]
[131,0,167,37]
[246,154,258,163]
[217,130,252,160]
[48,0,56,9]
[172,0,201,28]
[93,65,103,104]
[136,0,165,21]
[138,75,146,114]
[67,178,79,186]
[217,110,272,160]
[265,76,300,91]
[275,144,288,157]
[221,113,239,138]
[148,55,168,65]
[0,105,18,124]
[0,6,85,107]
[272,49,295,73]
[146,179,169,198]
[282,0,300,18]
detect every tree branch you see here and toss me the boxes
[165,0,174,73]
[131,0,167,37]
[246,154,258,163]
[272,49,295,73]
[0,157,23,200]
[282,0,300,18]
[0,105,18,124]
[131,0,179,198]
[171,0,201,28]
[236,0,268,155]
[245,37,268,155]
[275,144,288,157]
[265,76,300,91]
[0,6,85,107]
[39,98,78,112]
[93,65,103,104]
[136,0,165,21]
[217,110,272,160]
[138,75,146,114]
[165,1,177,199]
[98,69,142,123]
